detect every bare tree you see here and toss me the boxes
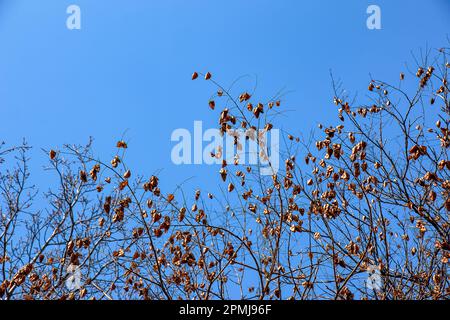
[0,47,449,300]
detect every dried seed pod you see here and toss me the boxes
[416,67,424,77]
[220,168,227,181]
[179,207,186,222]
[111,156,121,168]
[116,140,128,148]
[79,170,88,183]
[119,180,128,190]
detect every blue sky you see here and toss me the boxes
[0,0,449,193]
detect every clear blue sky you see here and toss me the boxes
[0,0,449,193]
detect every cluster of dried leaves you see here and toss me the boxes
[0,48,449,300]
